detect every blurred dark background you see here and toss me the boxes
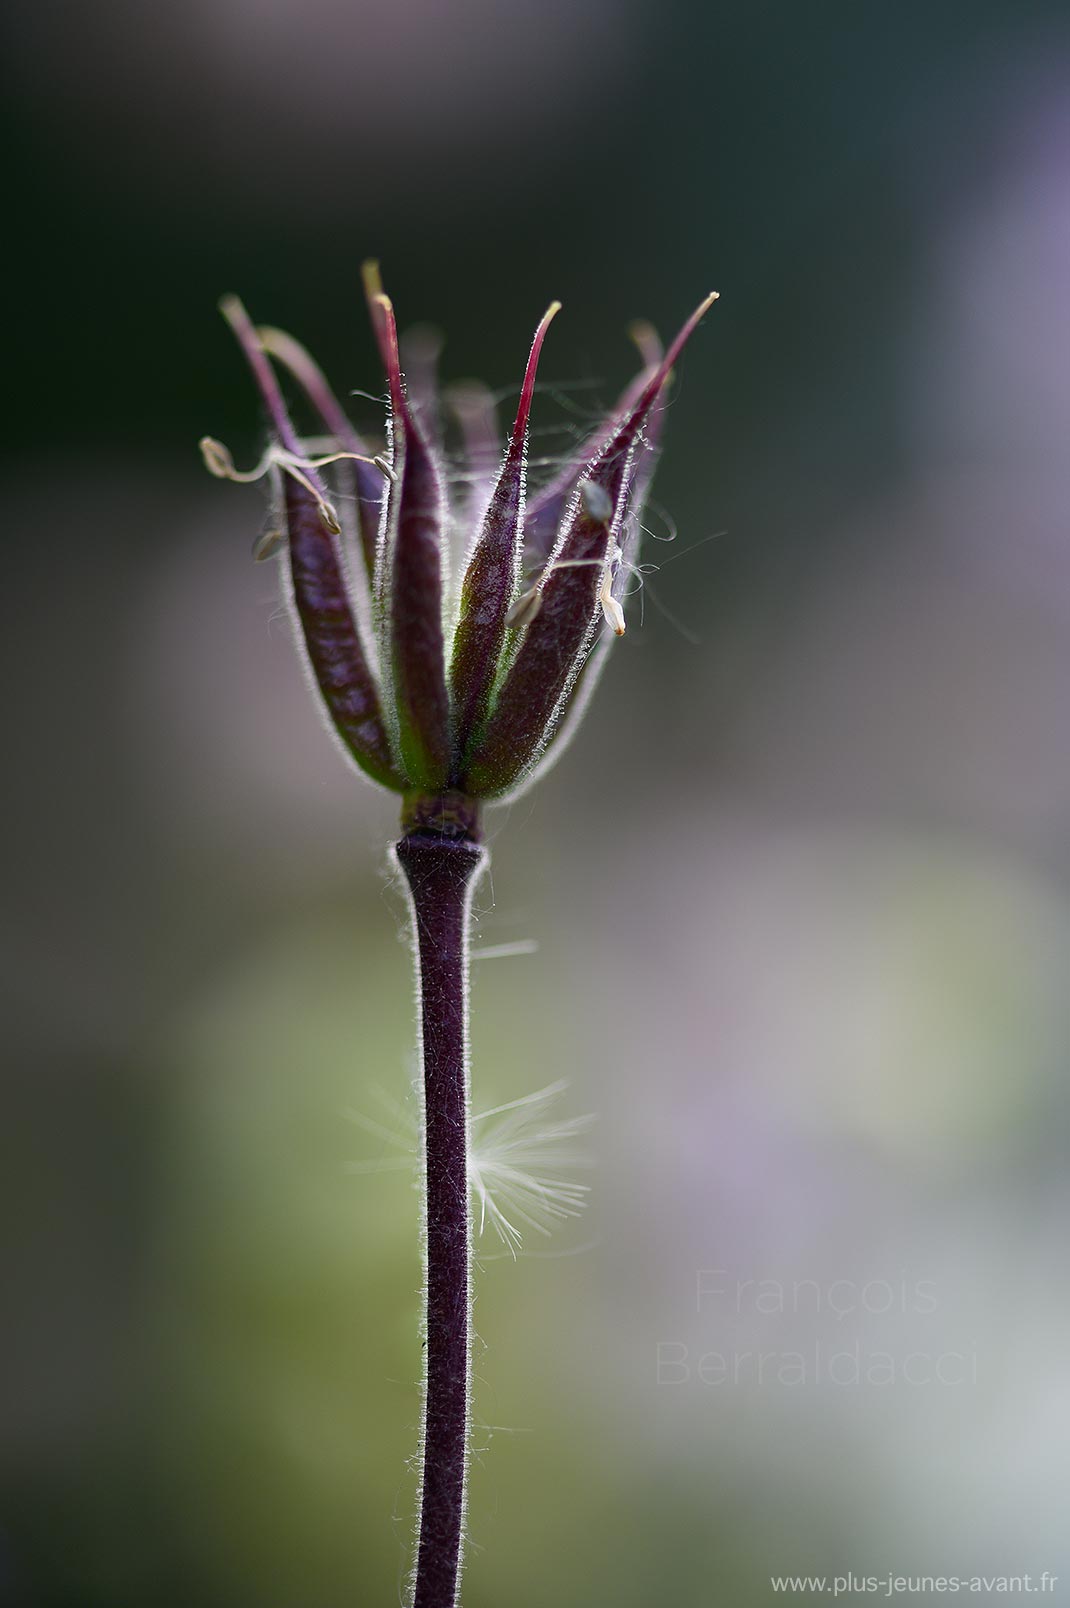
[6,1,1070,1603]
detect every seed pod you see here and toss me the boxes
[205,277,715,812]
[449,301,559,769]
[368,285,452,793]
[463,292,717,797]
[215,294,400,790]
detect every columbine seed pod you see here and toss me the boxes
[461,291,717,797]
[203,270,715,1608]
[204,269,716,821]
[449,300,560,762]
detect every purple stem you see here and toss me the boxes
[395,819,486,1608]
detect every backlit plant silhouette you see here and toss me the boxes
[202,266,716,1607]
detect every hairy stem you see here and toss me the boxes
[395,818,486,1608]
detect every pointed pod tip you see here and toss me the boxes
[677,290,719,341]
[255,323,318,386]
[635,290,720,415]
[361,260,384,299]
[531,299,562,355]
[509,299,562,448]
[361,266,395,380]
[216,294,305,454]
[219,296,262,353]
[445,379,493,418]
[627,318,663,368]
[218,293,254,333]
[361,267,394,351]
[255,324,293,356]
[401,321,444,361]
[368,292,405,414]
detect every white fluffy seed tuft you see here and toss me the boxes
[345,1078,594,1259]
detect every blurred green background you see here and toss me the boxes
[6,0,1070,1602]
